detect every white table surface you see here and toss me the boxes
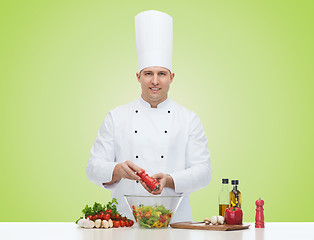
[0,222,313,240]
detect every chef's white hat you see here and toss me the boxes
[135,10,173,72]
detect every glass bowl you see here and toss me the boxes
[124,195,183,228]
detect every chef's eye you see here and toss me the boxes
[145,72,152,75]
[159,72,166,75]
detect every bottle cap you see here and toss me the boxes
[231,180,239,185]
[222,179,229,184]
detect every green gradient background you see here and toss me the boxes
[1,0,313,222]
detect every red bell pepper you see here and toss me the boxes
[225,207,243,225]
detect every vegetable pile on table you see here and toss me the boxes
[76,198,134,229]
[132,204,172,228]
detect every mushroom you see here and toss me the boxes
[204,218,210,225]
[102,220,109,229]
[94,219,102,228]
[217,215,224,225]
[108,219,113,228]
[211,216,218,225]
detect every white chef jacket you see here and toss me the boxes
[86,97,212,223]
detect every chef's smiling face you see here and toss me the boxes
[136,66,175,108]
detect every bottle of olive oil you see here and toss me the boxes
[229,180,241,209]
[218,178,229,217]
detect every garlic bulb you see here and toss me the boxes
[77,215,89,228]
[77,219,85,228]
[83,219,95,229]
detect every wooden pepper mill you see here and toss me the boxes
[136,170,160,191]
[255,197,265,228]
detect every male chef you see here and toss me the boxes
[86,10,212,223]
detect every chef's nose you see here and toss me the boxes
[152,74,159,85]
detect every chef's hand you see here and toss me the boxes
[103,160,143,186]
[140,173,175,195]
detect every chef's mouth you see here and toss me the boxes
[149,87,161,92]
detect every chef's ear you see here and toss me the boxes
[170,72,175,83]
[136,72,141,82]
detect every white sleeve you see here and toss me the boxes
[86,112,119,190]
[169,113,212,194]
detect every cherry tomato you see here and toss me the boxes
[104,213,110,221]
[106,209,112,214]
[87,215,93,220]
[125,220,129,227]
[93,215,99,220]
[119,220,125,227]
[143,211,151,219]
[113,220,120,228]
[99,212,105,220]
[129,220,134,227]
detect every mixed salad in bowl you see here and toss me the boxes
[124,195,182,229]
[132,204,172,228]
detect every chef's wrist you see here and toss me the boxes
[112,163,122,182]
[165,174,175,189]
[103,164,122,186]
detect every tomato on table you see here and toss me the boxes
[119,220,125,227]
[99,212,105,220]
[104,213,110,221]
[129,220,134,226]
[105,209,113,214]
[113,220,120,228]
